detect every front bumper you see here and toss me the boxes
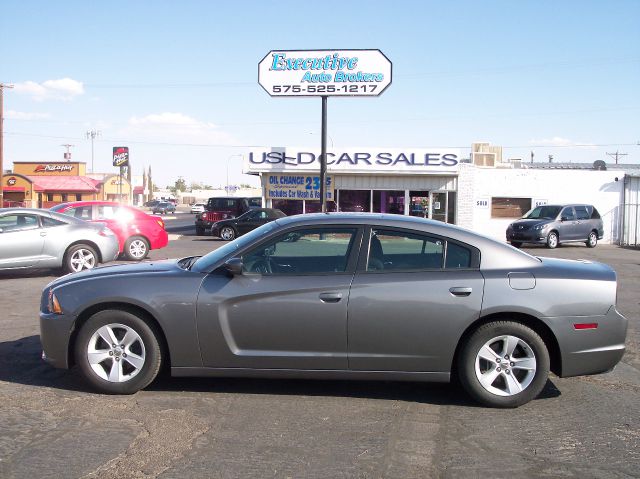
[506,229,548,243]
[542,306,628,378]
[40,312,76,369]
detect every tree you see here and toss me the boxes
[174,176,187,192]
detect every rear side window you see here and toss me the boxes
[445,242,472,269]
[575,205,590,220]
[42,217,67,228]
[560,207,576,221]
[64,206,92,220]
[591,207,601,219]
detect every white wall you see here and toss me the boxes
[462,168,623,244]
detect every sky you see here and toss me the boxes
[1,0,639,189]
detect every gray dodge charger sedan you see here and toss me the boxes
[39,213,627,407]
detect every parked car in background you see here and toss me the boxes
[210,208,285,240]
[195,196,261,235]
[51,201,168,261]
[144,200,160,208]
[40,213,626,407]
[190,203,206,214]
[152,202,176,215]
[0,208,118,273]
[506,204,603,249]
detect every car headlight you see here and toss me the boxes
[47,290,63,314]
[533,224,546,231]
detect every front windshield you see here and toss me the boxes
[191,221,278,272]
[523,206,561,220]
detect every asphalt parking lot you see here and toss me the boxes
[1,233,639,479]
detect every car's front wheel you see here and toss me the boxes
[74,309,162,394]
[586,231,598,248]
[124,236,149,261]
[546,231,559,249]
[63,244,98,274]
[220,226,236,241]
[458,321,550,408]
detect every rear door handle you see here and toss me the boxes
[449,287,472,297]
[319,292,343,303]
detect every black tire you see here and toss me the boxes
[586,231,598,248]
[220,226,237,241]
[546,231,559,249]
[63,243,99,274]
[74,309,162,394]
[195,226,205,236]
[457,321,550,408]
[510,241,523,248]
[124,236,149,261]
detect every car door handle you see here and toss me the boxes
[449,287,472,297]
[40,232,47,237]
[319,292,343,303]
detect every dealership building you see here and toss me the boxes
[245,143,640,246]
[2,161,132,208]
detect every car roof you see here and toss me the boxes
[272,213,539,269]
[0,207,86,224]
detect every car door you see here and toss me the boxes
[558,206,578,241]
[0,213,45,268]
[573,205,592,240]
[196,226,362,370]
[237,210,268,235]
[347,227,484,373]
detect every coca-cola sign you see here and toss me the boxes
[34,164,74,173]
[113,146,129,167]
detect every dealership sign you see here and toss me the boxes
[246,148,460,175]
[258,50,392,97]
[113,146,129,167]
[266,174,334,201]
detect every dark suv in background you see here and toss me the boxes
[506,204,604,249]
[195,196,261,235]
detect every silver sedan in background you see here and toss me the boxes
[0,208,119,274]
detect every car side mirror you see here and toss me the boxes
[224,257,243,276]
[561,216,569,222]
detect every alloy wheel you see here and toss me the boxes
[128,239,148,259]
[86,323,146,383]
[474,335,537,397]
[70,248,96,272]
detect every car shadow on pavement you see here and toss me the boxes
[1,335,562,406]
[0,269,59,280]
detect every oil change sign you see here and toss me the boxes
[259,50,392,97]
[267,174,334,201]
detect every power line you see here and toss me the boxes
[607,150,628,164]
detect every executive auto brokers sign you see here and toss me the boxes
[258,50,392,97]
[245,148,460,175]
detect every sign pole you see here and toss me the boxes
[320,95,328,213]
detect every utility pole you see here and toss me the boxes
[85,129,101,173]
[61,143,74,161]
[0,83,15,208]
[606,151,627,165]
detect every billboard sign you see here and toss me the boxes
[113,147,129,167]
[266,174,334,201]
[258,49,392,97]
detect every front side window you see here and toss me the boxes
[242,227,358,275]
[0,214,40,232]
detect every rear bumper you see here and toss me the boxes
[149,229,169,249]
[543,306,628,378]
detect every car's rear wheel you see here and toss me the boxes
[458,321,550,408]
[586,231,598,248]
[63,244,98,274]
[546,231,559,249]
[220,226,236,241]
[510,241,523,248]
[75,309,162,394]
[125,236,149,261]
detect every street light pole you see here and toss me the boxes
[85,129,101,173]
[226,154,242,194]
[0,83,15,208]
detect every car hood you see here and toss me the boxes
[510,219,552,228]
[46,259,181,289]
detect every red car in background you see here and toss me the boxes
[51,201,168,260]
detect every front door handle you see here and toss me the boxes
[449,287,472,297]
[319,292,343,303]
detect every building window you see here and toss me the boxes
[271,199,303,216]
[47,193,54,202]
[76,194,82,201]
[61,194,67,202]
[338,190,371,212]
[491,197,531,218]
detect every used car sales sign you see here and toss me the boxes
[259,49,392,97]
